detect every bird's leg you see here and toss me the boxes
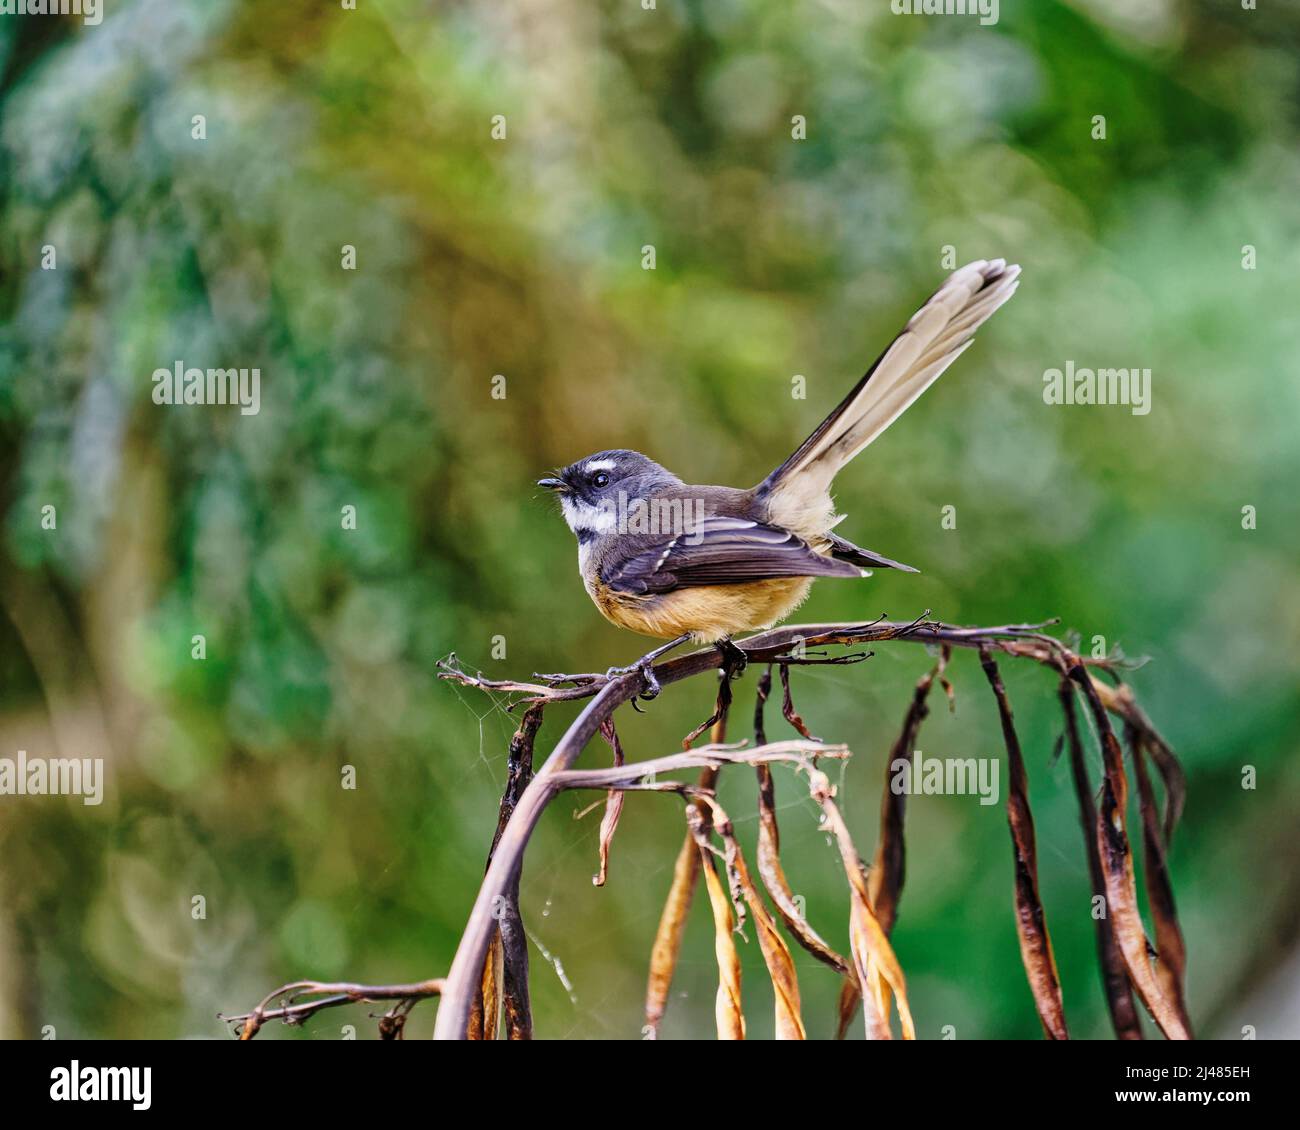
[604,633,694,701]
[715,636,749,681]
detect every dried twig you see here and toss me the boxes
[233,613,1190,1043]
[644,828,702,1040]
[643,703,729,1038]
[805,765,915,1040]
[980,646,1069,1039]
[476,703,543,1040]
[752,666,852,979]
[435,617,1090,716]
[221,979,445,1041]
[870,647,950,934]
[553,740,849,792]
[689,798,807,1039]
[778,662,820,741]
[1088,679,1186,846]
[696,822,745,1040]
[592,718,626,887]
[1127,722,1193,1036]
[683,668,734,749]
[834,648,951,1039]
[1061,681,1142,1039]
[315,617,1184,1043]
[1070,665,1191,1040]
[434,620,1133,1039]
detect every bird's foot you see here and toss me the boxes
[600,633,693,706]
[605,659,662,701]
[715,637,749,681]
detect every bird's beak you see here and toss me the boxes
[537,477,568,492]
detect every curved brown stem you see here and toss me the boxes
[222,978,445,1040]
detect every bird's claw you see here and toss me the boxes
[605,661,662,702]
[716,638,748,680]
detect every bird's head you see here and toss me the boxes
[537,449,680,541]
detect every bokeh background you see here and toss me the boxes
[1,0,1298,1040]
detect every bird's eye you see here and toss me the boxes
[592,472,610,489]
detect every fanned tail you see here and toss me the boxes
[758,259,1020,536]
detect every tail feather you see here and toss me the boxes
[757,259,1020,535]
[825,532,920,574]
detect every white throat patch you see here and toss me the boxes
[560,495,616,535]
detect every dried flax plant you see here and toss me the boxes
[222,615,1193,1042]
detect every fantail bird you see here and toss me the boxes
[538,259,1020,679]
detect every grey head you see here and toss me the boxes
[537,449,682,543]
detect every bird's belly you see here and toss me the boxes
[588,578,814,643]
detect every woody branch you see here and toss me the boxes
[431,614,1180,1040]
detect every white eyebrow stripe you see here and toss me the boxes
[584,458,617,473]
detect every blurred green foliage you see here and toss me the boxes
[1,0,1298,1039]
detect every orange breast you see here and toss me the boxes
[587,577,814,643]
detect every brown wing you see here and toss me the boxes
[603,516,862,596]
